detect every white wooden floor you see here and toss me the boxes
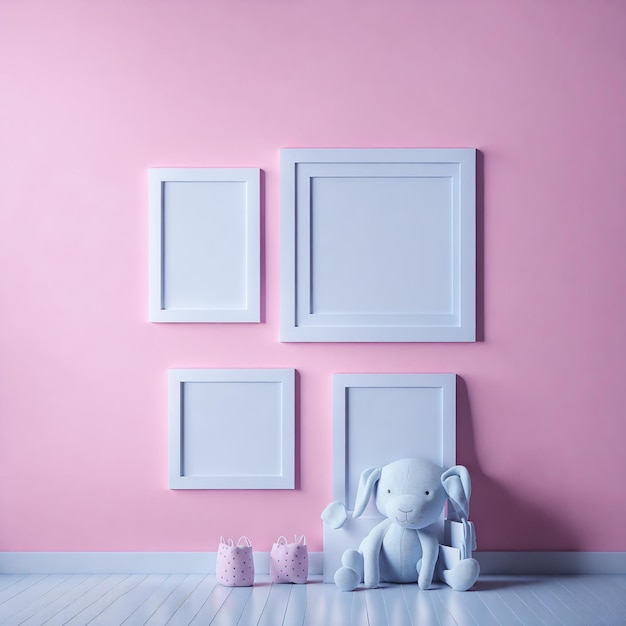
[0,573,624,625]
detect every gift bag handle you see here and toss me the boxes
[237,536,252,547]
[273,535,305,545]
[220,536,235,547]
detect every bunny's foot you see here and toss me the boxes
[334,548,364,591]
[441,558,480,591]
[334,566,360,591]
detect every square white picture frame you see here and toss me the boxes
[280,148,476,342]
[149,168,261,323]
[168,368,295,489]
[324,373,456,580]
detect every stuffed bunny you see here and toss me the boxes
[321,457,480,592]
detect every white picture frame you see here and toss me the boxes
[149,168,261,323]
[324,373,457,581]
[280,148,476,342]
[168,368,295,489]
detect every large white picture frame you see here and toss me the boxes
[280,148,476,342]
[168,368,295,489]
[323,373,457,581]
[149,168,261,323]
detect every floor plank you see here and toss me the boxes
[0,575,71,623]
[299,581,370,626]
[472,580,526,625]
[282,583,310,626]
[188,582,233,625]
[380,584,413,626]
[8,575,106,626]
[234,581,272,626]
[256,581,292,626]
[0,573,624,625]
[210,585,254,626]
[42,575,138,626]
[63,574,149,625]
[151,574,209,625]
[564,575,626,625]
[88,573,171,625]
[0,576,28,595]
[403,582,458,626]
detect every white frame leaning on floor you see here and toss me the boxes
[323,373,457,581]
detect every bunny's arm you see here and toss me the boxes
[359,518,392,588]
[416,526,440,590]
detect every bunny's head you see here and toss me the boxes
[352,458,471,529]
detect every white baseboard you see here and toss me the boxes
[0,551,624,576]
[475,551,626,575]
[0,551,324,576]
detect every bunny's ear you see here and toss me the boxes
[441,465,471,520]
[352,466,382,518]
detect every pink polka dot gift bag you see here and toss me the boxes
[216,536,255,587]
[270,535,308,584]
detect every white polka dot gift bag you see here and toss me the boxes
[270,535,308,584]
[216,536,255,586]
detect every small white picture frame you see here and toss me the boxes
[149,168,261,323]
[280,148,476,342]
[168,368,296,489]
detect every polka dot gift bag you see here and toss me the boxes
[270,535,308,584]
[216,536,255,587]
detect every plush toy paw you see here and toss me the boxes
[441,558,480,591]
[418,571,434,590]
[334,567,360,592]
[321,501,348,529]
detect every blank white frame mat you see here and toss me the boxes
[168,368,295,489]
[280,148,476,342]
[149,167,261,322]
[323,372,456,581]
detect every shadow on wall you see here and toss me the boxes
[456,377,579,552]
[476,150,485,342]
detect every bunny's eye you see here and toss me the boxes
[387,489,391,494]
[425,491,430,496]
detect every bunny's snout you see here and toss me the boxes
[386,495,424,527]
[395,507,414,524]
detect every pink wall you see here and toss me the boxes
[1,0,625,554]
